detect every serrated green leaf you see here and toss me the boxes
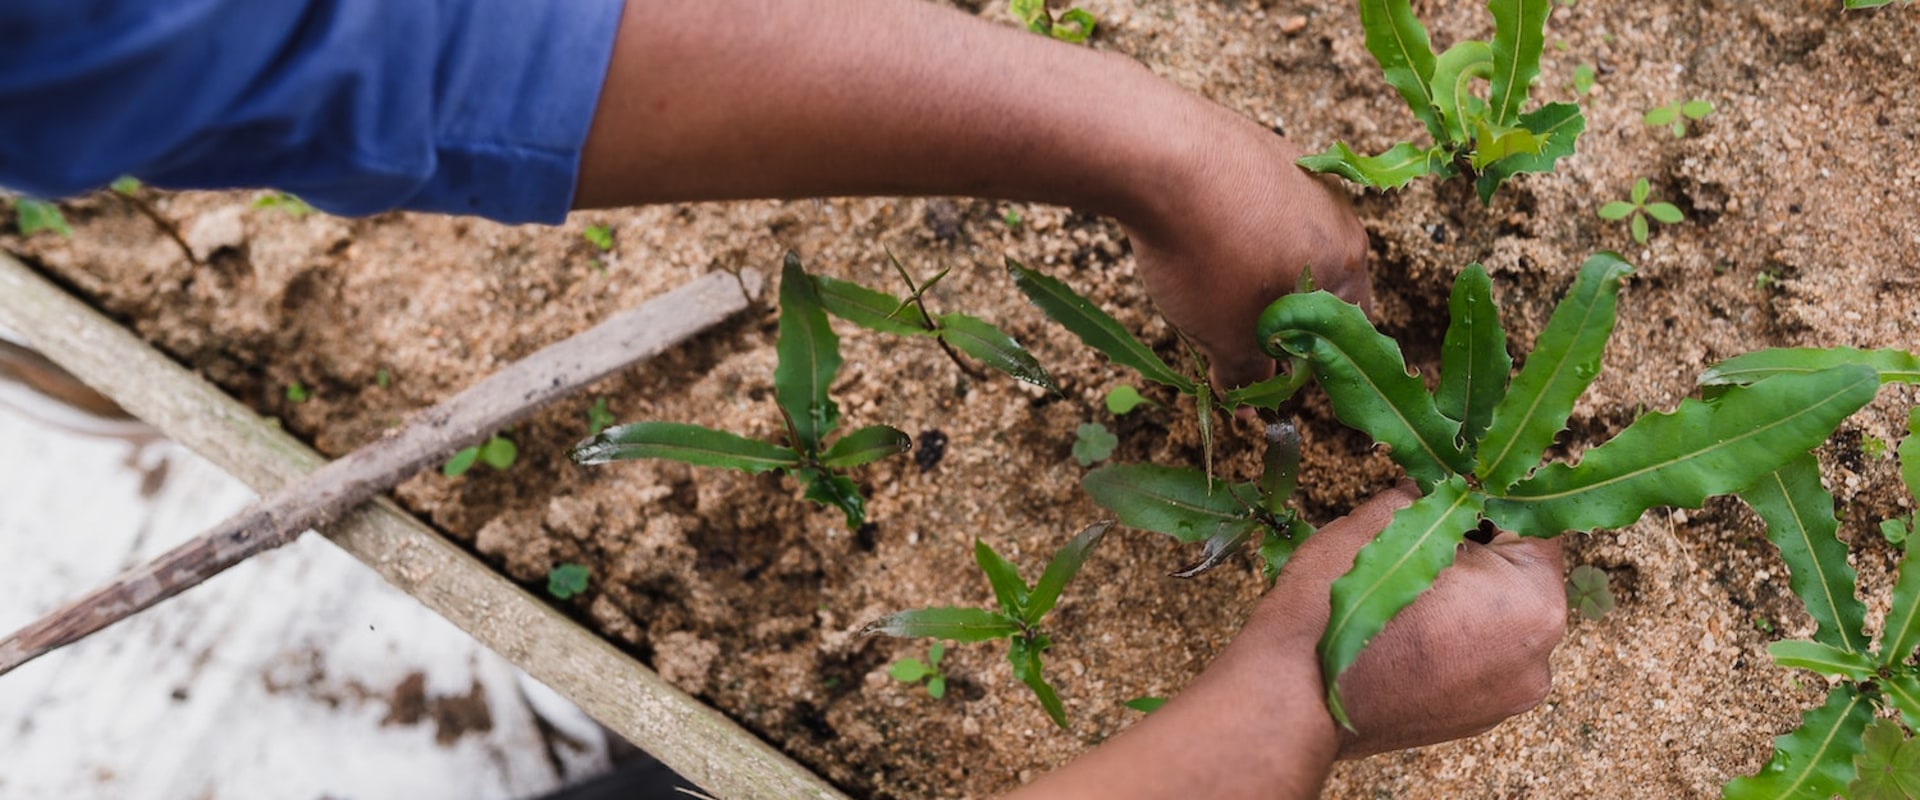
[1487,0,1551,125]
[1848,719,1920,800]
[1740,455,1868,653]
[1475,103,1586,203]
[1259,422,1304,515]
[890,658,931,683]
[812,275,933,336]
[820,425,911,469]
[1430,40,1494,143]
[1321,476,1484,728]
[1007,259,1195,392]
[1357,0,1443,139]
[1258,291,1467,489]
[864,607,1022,641]
[1297,141,1435,192]
[1882,675,1920,730]
[1699,348,1920,387]
[570,421,802,472]
[929,641,945,667]
[1436,263,1512,453]
[1106,385,1152,415]
[15,199,71,238]
[1469,122,1547,170]
[1880,538,1920,667]
[1486,366,1881,535]
[937,313,1058,392]
[975,540,1030,619]
[1221,360,1312,410]
[1598,202,1637,221]
[775,254,842,452]
[800,468,866,528]
[1025,521,1111,625]
[1722,685,1871,800]
[1645,203,1685,224]
[1767,640,1876,680]
[1009,636,1068,728]
[1082,464,1254,543]
[1477,253,1634,491]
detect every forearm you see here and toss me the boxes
[574,0,1249,239]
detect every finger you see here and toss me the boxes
[1479,530,1565,574]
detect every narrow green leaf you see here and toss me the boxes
[812,275,933,336]
[1631,214,1649,244]
[1475,103,1586,204]
[1486,366,1881,534]
[1739,454,1868,653]
[1221,360,1312,410]
[1258,422,1304,515]
[1321,476,1484,728]
[937,312,1058,392]
[1646,202,1685,224]
[1082,464,1253,543]
[1296,141,1434,192]
[1171,520,1260,579]
[1597,202,1637,221]
[775,253,842,452]
[975,540,1031,619]
[1009,637,1069,728]
[1430,40,1494,144]
[1880,538,1920,667]
[570,421,802,472]
[1699,348,1920,387]
[1901,407,1920,503]
[1197,376,1217,483]
[1007,260,1195,392]
[1357,0,1443,139]
[820,425,912,468]
[889,658,931,683]
[1722,685,1871,800]
[443,446,481,478]
[1257,291,1468,489]
[929,642,945,667]
[1477,253,1634,491]
[1025,521,1111,625]
[1487,0,1552,125]
[1633,178,1652,204]
[1436,263,1512,453]
[863,607,1023,642]
[1124,696,1168,713]
[14,199,71,238]
[799,468,866,528]
[1767,640,1876,680]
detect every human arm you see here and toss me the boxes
[1004,484,1567,799]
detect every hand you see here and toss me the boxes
[1123,113,1371,392]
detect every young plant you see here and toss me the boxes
[863,521,1111,727]
[14,198,71,237]
[1008,258,1311,478]
[1009,0,1095,43]
[252,191,313,217]
[812,251,1057,392]
[1644,99,1714,138]
[1255,256,1887,726]
[445,433,519,477]
[887,642,949,699]
[1084,422,1312,582]
[1072,423,1118,466]
[582,224,614,251]
[1105,385,1153,415]
[1564,564,1614,620]
[1599,178,1685,244]
[586,397,616,437]
[1298,0,1587,203]
[571,253,911,528]
[547,563,591,600]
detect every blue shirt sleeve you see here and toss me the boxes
[0,0,624,224]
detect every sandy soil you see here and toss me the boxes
[7,0,1920,797]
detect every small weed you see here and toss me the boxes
[1598,178,1684,244]
[547,563,591,600]
[1571,63,1596,96]
[374,368,392,389]
[14,198,70,238]
[1105,385,1152,415]
[1565,564,1614,620]
[1753,615,1774,634]
[110,176,142,196]
[1003,207,1024,228]
[445,434,518,477]
[587,397,616,436]
[583,224,614,251]
[1643,99,1714,138]
[1865,435,1892,460]
[1123,696,1167,713]
[252,191,313,218]
[285,381,311,403]
[1072,423,1118,466]
[888,642,948,699]
[1010,0,1095,43]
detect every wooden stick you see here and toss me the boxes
[0,263,761,676]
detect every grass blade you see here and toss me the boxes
[1476,253,1633,491]
[1082,464,1252,543]
[1699,347,1920,387]
[936,312,1059,392]
[1767,640,1876,680]
[570,421,801,472]
[1320,476,1484,728]
[1436,263,1512,454]
[863,607,1023,642]
[1739,454,1868,653]
[1722,685,1871,800]
[1258,291,1468,489]
[819,425,912,468]
[1024,521,1112,625]
[1485,366,1881,534]
[974,540,1031,619]
[1358,0,1443,139]
[1487,0,1552,126]
[775,253,843,453]
[812,275,933,336]
[1007,260,1195,392]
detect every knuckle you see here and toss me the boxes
[1509,667,1554,715]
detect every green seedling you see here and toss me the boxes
[865,521,1111,727]
[547,563,590,600]
[1644,99,1714,138]
[1571,63,1596,96]
[1072,423,1118,466]
[1105,385,1153,415]
[285,381,311,404]
[1010,0,1095,43]
[1717,400,1920,799]
[1003,207,1024,228]
[252,191,313,217]
[1297,0,1586,203]
[1086,422,1311,583]
[110,176,142,196]
[1565,564,1614,620]
[888,642,949,699]
[1599,178,1684,244]
[582,224,614,251]
[1256,255,1891,727]
[14,198,71,238]
[572,253,911,528]
[587,397,616,436]
[1123,696,1167,713]
[1848,0,1914,7]
[814,251,1056,392]
[375,368,392,389]
[446,434,519,477]
[1009,258,1311,480]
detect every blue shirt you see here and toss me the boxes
[0,0,624,224]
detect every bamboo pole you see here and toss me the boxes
[0,253,847,800]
